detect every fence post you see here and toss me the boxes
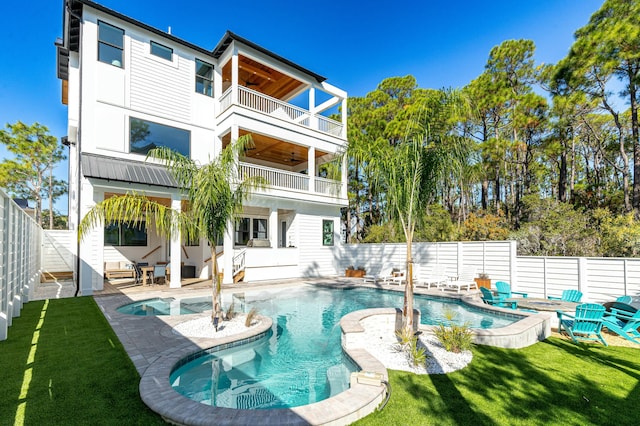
[578,257,588,301]
[0,197,9,340]
[509,241,518,289]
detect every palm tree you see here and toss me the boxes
[78,135,264,327]
[359,90,470,332]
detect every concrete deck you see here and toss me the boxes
[35,277,551,425]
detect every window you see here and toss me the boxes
[322,219,334,246]
[104,222,147,246]
[234,217,268,246]
[195,59,213,97]
[98,21,124,67]
[129,117,190,157]
[235,218,250,246]
[150,41,173,61]
[253,219,267,239]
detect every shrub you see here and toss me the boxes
[245,307,258,327]
[434,323,474,353]
[224,302,235,321]
[408,336,427,366]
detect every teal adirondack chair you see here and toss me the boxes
[495,281,528,299]
[480,287,518,309]
[549,289,583,303]
[602,307,640,344]
[557,303,607,346]
[616,295,632,304]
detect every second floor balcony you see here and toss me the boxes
[239,162,343,199]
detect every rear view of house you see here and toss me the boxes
[56,0,348,294]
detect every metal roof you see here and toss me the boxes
[82,153,178,188]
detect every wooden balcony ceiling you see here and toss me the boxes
[222,55,305,100]
[223,132,328,167]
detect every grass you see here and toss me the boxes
[1,297,638,425]
[0,297,164,425]
[355,338,640,425]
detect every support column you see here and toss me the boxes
[308,146,315,193]
[341,98,348,138]
[269,208,278,249]
[309,87,317,130]
[231,49,239,105]
[169,194,182,288]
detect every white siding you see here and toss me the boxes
[130,38,191,121]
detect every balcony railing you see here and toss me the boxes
[219,86,344,137]
[240,162,309,192]
[239,162,343,198]
[314,176,342,196]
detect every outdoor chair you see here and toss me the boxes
[480,287,518,309]
[601,306,640,344]
[495,281,528,299]
[362,265,395,285]
[416,264,448,289]
[446,266,478,293]
[549,289,583,303]
[134,262,148,284]
[151,264,167,285]
[616,295,633,304]
[557,303,608,346]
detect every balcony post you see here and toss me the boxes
[309,87,317,131]
[231,49,239,106]
[308,146,316,193]
[341,97,348,138]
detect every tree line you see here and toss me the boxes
[344,0,640,257]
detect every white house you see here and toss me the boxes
[56,0,348,294]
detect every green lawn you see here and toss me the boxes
[0,297,164,425]
[1,297,638,426]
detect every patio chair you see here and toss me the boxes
[150,264,167,285]
[548,289,583,303]
[557,303,608,346]
[416,264,448,289]
[446,266,478,293]
[134,262,148,284]
[480,287,518,309]
[601,306,640,344]
[495,281,528,299]
[615,295,633,304]
[362,265,395,285]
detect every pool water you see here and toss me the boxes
[116,297,211,316]
[169,286,520,409]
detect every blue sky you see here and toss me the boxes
[0,0,604,214]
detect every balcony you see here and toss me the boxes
[219,86,344,138]
[239,162,343,198]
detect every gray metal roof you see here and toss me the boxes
[82,153,178,188]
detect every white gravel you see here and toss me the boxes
[172,314,472,375]
[172,314,261,339]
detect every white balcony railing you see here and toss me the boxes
[239,162,309,192]
[219,86,344,137]
[314,176,342,196]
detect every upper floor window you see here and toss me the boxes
[129,117,190,157]
[150,41,173,61]
[98,21,124,68]
[195,59,213,97]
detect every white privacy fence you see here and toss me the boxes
[0,191,42,341]
[339,241,639,303]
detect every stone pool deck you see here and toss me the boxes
[89,278,549,425]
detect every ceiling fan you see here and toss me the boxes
[243,79,259,87]
[286,152,297,163]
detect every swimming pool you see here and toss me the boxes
[116,297,211,316]
[169,286,520,409]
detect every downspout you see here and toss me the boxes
[66,0,83,297]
